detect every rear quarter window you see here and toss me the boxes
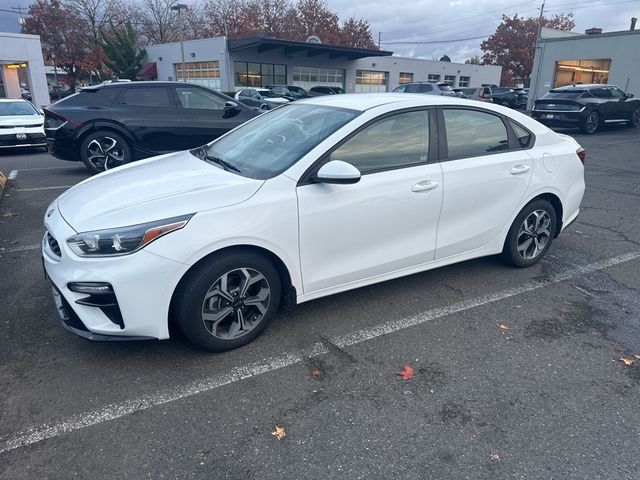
[57,88,121,107]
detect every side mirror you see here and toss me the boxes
[314,160,361,185]
[225,100,240,109]
[627,93,634,98]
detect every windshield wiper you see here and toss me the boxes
[205,154,242,174]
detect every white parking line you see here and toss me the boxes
[0,244,40,254]
[12,186,73,192]
[7,170,18,180]
[1,250,639,455]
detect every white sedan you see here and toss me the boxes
[43,94,585,351]
[0,99,46,150]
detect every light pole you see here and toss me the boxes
[171,4,189,82]
[51,53,60,101]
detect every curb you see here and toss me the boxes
[0,170,6,202]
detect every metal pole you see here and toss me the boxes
[52,56,60,101]
[179,9,186,82]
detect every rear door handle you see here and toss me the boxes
[411,180,439,192]
[510,165,531,175]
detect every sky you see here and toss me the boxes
[1,0,638,62]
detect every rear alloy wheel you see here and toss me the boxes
[174,252,281,351]
[581,111,600,134]
[503,199,557,268]
[80,130,131,173]
[627,108,640,128]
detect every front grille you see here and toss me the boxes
[0,124,43,129]
[0,132,46,146]
[46,232,61,257]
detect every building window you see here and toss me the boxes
[355,70,388,93]
[427,74,440,82]
[175,61,220,89]
[553,58,611,87]
[234,62,286,88]
[292,66,344,90]
[444,75,456,86]
[399,72,413,84]
[458,76,470,87]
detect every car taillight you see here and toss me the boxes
[576,147,586,164]
[44,113,67,129]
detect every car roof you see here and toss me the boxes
[0,98,30,103]
[297,92,504,112]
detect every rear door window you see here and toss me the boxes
[175,86,226,110]
[120,87,174,107]
[443,109,510,158]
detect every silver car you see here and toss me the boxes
[392,82,457,96]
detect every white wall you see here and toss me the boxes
[351,56,503,91]
[0,32,50,106]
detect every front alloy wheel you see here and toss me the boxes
[628,108,640,128]
[201,268,271,340]
[174,251,281,351]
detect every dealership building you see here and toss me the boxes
[529,25,640,108]
[143,36,502,93]
[0,32,50,106]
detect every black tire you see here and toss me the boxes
[502,199,557,268]
[581,110,600,134]
[79,130,132,174]
[627,108,640,128]
[174,251,281,352]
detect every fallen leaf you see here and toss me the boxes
[271,426,286,440]
[619,357,636,366]
[396,364,414,380]
[498,323,510,330]
[490,451,501,461]
[310,369,321,377]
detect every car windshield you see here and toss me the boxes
[201,104,360,179]
[0,101,38,116]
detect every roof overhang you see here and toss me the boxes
[228,37,392,61]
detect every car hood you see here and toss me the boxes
[265,97,290,104]
[56,150,265,232]
[0,115,43,126]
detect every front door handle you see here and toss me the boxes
[411,180,439,192]
[510,164,531,175]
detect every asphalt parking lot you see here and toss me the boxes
[1,125,639,479]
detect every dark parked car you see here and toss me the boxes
[308,86,345,96]
[488,86,528,109]
[266,85,309,100]
[392,82,457,96]
[44,81,259,173]
[532,84,640,134]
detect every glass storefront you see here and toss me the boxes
[234,62,286,88]
[399,72,413,85]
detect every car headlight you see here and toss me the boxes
[67,214,194,257]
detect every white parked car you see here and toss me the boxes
[43,94,585,351]
[234,87,291,110]
[0,99,46,150]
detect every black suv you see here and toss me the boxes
[44,82,259,172]
[532,84,640,134]
[487,86,528,109]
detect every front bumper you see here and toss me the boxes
[43,204,188,341]
[0,131,46,148]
